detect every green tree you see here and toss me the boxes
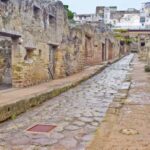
[64,5,74,20]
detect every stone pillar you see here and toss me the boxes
[147,47,150,66]
[105,38,108,61]
[138,35,141,53]
[11,37,23,87]
[54,48,65,78]
[145,40,150,72]
[11,37,20,64]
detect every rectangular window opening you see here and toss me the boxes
[33,6,41,20]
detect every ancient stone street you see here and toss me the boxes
[0,0,150,149]
[0,54,134,150]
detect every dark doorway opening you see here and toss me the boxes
[141,42,145,47]
[102,43,105,61]
[0,37,12,90]
[85,35,92,65]
[48,44,57,80]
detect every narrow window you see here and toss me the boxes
[120,41,124,46]
[24,49,34,64]
[141,42,145,47]
[49,15,54,25]
[33,6,41,20]
[39,49,42,57]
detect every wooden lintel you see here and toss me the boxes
[0,31,21,38]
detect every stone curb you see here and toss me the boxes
[0,56,123,123]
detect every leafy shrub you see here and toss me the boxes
[64,5,74,20]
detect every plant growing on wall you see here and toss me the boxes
[64,5,74,20]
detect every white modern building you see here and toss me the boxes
[74,2,150,30]
[140,2,150,29]
[96,6,117,25]
[114,13,141,29]
[74,14,102,24]
[104,7,111,24]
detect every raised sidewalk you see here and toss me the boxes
[87,55,150,150]
[0,63,107,122]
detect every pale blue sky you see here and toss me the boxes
[61,0,148,14]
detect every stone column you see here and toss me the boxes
[105,38,108,61]
[147,46,150,66]
[138,35,141,53]
[11,37,20,64]
[145,40,150,72]
[11,37,23,87]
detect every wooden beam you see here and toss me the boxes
[0,30,21,38]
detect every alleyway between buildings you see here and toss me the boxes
[87,54,150,150]
[0,54,134,150]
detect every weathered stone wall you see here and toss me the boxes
[54,24,104,78]
[54,25,85,78]
[54,23,121,78]
[0,0,66,87]
[107,33,120,61]
[83,24,102,66]
[113,40,120,58]
[138,36,149,61]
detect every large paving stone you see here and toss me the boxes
[92,112,101,117]
[32,137,58,146]
[65,125,80,131]
[79,117,93,123]
[73,121,85,127]
[60,138,78,148]
[10,136,31,145]
[49,132,64,140]
[91,122,99,126]
[82,134,94,142]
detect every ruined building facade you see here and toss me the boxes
[0,0,127,88]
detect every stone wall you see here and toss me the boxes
[0,0,66,87]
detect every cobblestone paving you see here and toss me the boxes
[0,54,134,150]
